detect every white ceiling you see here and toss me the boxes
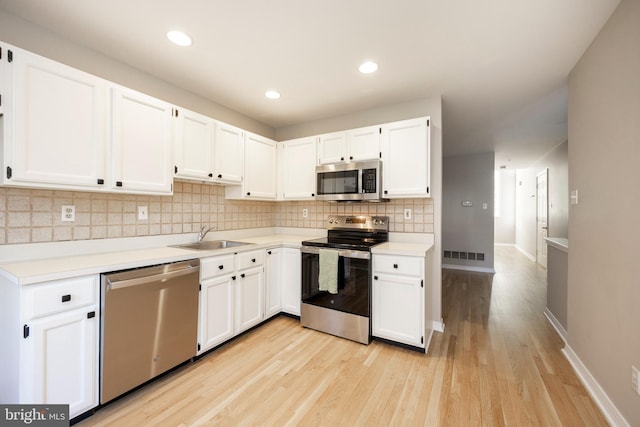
[0,0,621,168]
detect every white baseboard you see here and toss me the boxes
[515,245,536,262]
[442,264,496,274]
[543,308,567,343]
[432,319,445,333]
[494,243,516,247]
[562,345,630,427]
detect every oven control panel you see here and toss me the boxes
[327,215,389,231]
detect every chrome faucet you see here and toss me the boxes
[198,225,216,242]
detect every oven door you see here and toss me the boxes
[301,246,371,317]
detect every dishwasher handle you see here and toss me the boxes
[107,265,199,290]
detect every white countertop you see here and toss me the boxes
[372,241,434,257]
[0,233,312,286]
[544,237,569,253]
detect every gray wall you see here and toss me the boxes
[0,10,275,139]
[568,0,640,424]
[443,152,495,272]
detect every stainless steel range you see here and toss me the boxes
[300,215,389,344]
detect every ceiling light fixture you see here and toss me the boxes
[265,90,281,99]
[167,31,192,47]
[359,61,378,74]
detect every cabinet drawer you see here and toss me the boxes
[373,254,423,277]
[27,275,98,319]
[201,254,236,279]
[237,250,265,270]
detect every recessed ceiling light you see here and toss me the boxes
[265,90,281,99]
[359,61,378,74]
[167,31,192,47]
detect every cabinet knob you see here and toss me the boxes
[374,275,378,280]
[232,276,236,280]
[251,258,256,263]
[208,173,213,178]
[61,294,71,302]
[87,311,96,319]
[97,178,104,185]
[393,264,398,269]
[218,174,222,179]
[218,265,224,270]
[340,157,344,161]
[241,273,246,278]
[116,181,123,187]
[384,190,388,194]
[311,193,315,197]
[247,192,251,196]
[267,251,272,255]
[349,156,353,160]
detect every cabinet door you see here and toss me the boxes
[244,133,277,199]
[281,248,301,316]
[174,108,214,181]
[111,87,173,194]
[5,46,107,189]
[381,117,430,198]
[348,125,380,162]
[372,274,424,347]
[235,266,264,333]
[280,137,317,200]
[264,248,282,318]
[317,132,347,164]
[28,308,99,418]
[199,275,234,353]
[213,121,244,184]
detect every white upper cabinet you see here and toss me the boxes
[110,87,174,195]
[380,117,430,198]
[213,121,244,184]
[225,132,277,200]
[0,44,108,190]
[174,108,214,181]
[279,136,317,200]
[317,126,380,165]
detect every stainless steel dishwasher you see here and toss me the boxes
[100,259,200,404]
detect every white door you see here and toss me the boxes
[213,122,244,184]
[281,248,301,316]
[29,309,99,418]
[280,137,317,200]
[111,87,173,194]
[372,274,423,347]
[536,169,549,268]
[317,132,347,164]
[244,133,277,199]
[235,267,264,333]
[347,125,380,162]
[9,47,107,189]
[198,275,234,353]
[174,108,214,181]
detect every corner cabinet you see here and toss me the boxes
[110,87,174,195]
[279,137,317,200]
[380,117,430,198]
[0,44,108,191]
[0,275,100,419]
[372,254,426,349]
[226,133,277,200]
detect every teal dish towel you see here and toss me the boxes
[318,249,339,294]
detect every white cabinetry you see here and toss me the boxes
[0,275,100,419]
[174,108,214,181]
[110,87,174,195]
[226,133,277,200]
[380,117,430,198]
[0,44,108,190]
[198,254,235,354]
[372,254,426,349]
[213,121,244,184]
[280,247,301,316]
[235,250,265,333]
[264,248,282,318]
[317,126,379,165]
[279,137,317,200]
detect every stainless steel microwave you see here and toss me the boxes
[315,160,386,202]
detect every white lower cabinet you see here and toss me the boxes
[198,274,235,353]
[372,254,426,349]
[0,275,100,419]
[264,248,282,318]
[235,266,264,333]
[280,247,301,316]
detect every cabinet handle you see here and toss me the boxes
[251,258,256,263]
[267,251,272,255]
[97,178,104,185]
[232,276,236,280]
[247,192,251,196]
[241,273,246,278]
[393,264,398,269]
[349,156,353,160]
[61,294,71,302]
[311,193,315,197]
[218,174,222,179]
[208,173,213,178]
[218,265,224,270]
[340,157,344,161]
[374,275,378,280]
[23,324,29,339]
[384,190,388,195]
[116,181,123,187]
[87,311,96,319]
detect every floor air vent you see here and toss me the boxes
[443,251,485,261]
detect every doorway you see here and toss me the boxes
[536,169,549,268]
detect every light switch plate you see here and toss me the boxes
[404,209,412,220]
[462,201,473,207]
[138,206,148,220]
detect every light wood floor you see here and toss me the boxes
[79,246,608,426]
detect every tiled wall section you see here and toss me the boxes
[0,182,434,244]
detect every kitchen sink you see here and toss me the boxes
[172,240,251,250]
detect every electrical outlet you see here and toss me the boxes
[302,209,308,218]
[632,366,640,395]
[61,205,75,222]
[404,209,412,220]
[138,206,148,220]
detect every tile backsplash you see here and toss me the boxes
[0,182,434,245]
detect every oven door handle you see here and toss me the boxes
[300,246,370,260]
